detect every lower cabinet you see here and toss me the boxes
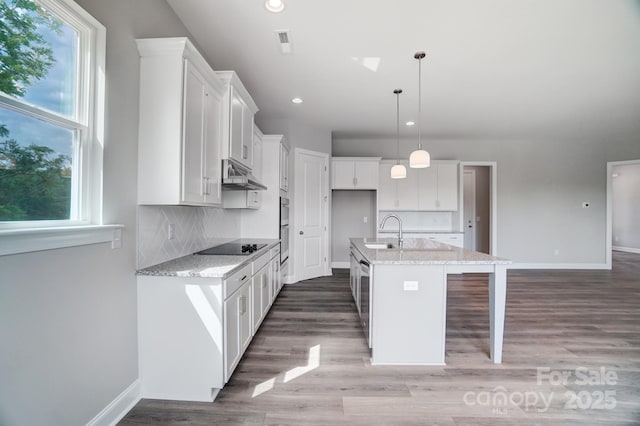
[224,278,252,381]
[137,245,281,403]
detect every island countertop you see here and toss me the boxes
[136,238,280,279]
[351,237,511,265]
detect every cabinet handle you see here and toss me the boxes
[242,145,248,159]
[239,295,245,314]
[241,275,247,282]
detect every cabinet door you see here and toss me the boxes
[378,162,419,210]
[417,167,438,210]
[252,127,263,180]
[377,163,396,210]
[229,88,244,165]
[181,61,206,204]
[251,275,263,333]
[239,283,252,353]
[436,163,459,211]
[224,288,241,380]
[260,265,271,320]
[332,160,355,189]
[241,105,254,168]
[203,84,222,205]
[397,169,419,210]
[354,161,379,189]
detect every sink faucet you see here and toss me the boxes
[380,214,403,247]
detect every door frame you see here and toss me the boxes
[292,148,331,283]
[459,161,498,256]
[606,159,640,268]
[463,169,477,251]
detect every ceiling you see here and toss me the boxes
[166,0,640,141]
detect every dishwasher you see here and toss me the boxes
[359,260,371,348]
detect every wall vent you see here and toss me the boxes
[276,30,292,54]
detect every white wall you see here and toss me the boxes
[331,190,376,264]
[0,1,196,424]
[333,136,640,266]
[612,163,640,251]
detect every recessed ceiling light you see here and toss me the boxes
[265,0,285,13]
[291,97,303,104]
[405,121,415,126]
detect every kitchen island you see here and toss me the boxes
[350,237,511,366]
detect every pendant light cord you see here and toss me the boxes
[396,90,400,164]
[417,54,422,150]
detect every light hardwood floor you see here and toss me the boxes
[120,251,640,425]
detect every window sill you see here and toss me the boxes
[0,224,124,256]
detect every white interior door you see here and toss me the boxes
[295,149,328,282]
[463,170,476,251]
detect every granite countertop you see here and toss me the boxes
[351,237,511,265]
[137,239,280,279]
[378,229,464,234]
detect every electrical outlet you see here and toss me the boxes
[554,249,560,256]
[111,228,122,249]
[363,216,368,224]
[168,223,176,240]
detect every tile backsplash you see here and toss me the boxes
[137,205,241,269]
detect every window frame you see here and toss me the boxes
[0,0,119,255]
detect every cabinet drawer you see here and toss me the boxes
[252,252,270,275]
[270,245,280,260]
[224,263,252,299]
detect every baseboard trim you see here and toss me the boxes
[510,263,610,270]
[331,261,349,269]
[613,246,640,254]
[87,379,141,426]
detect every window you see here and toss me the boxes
[0,0,114,254]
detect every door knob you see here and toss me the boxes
[299,231,304,235]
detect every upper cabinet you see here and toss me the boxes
[216,71,258,170]
[378,161,419,210]
[280,143,290,193]
[332,157,381,190]
[378,160,459,211]
[137,38,224,206]
[252,125,263,180]
[417,163,459,211]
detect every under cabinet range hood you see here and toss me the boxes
[222,159,267,190]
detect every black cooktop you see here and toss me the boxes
[197,241,267,256]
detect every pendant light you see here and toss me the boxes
[390,89,407,179]
[409,51,431,168]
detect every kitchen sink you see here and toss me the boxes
[364,242,395,249]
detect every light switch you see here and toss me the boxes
[404,281,419,291]
[363,216,368,224]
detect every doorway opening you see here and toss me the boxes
[607,159,640,268]
[461,162,497,255]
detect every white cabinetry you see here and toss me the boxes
[137,38,224,206]
[252,125,264,180]
[224,266,252,381]
[378,161,419,210]
[417,163,459,211]
[280,143,290,193]
[217,71,258,170]
[137,244,282,402]
[378,160,459,211]
[223,189,261,209]
[332,157,381,190]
